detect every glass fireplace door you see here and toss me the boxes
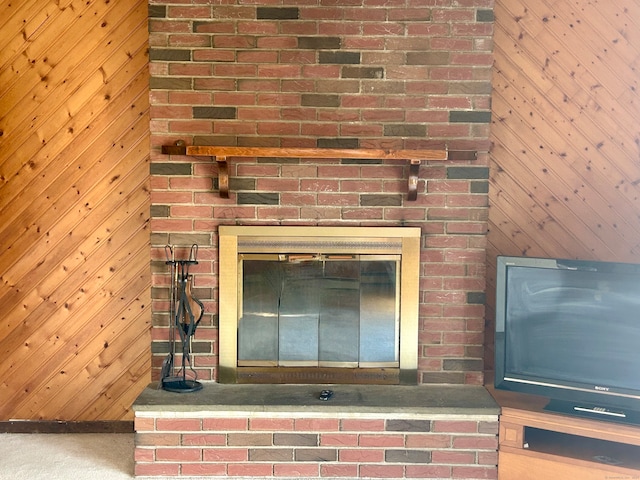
[237,255,400,369]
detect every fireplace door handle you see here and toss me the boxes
[284,254,319,262]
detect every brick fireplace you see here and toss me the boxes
[141,2,496,477]
[149,0,493,386]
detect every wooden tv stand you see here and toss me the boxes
[488,386,640,479]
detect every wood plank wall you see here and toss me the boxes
[0,0,151,421]
[486,0,640,368]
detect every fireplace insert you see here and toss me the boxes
[219,226,420,384]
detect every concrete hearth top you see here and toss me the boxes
[133,383,499,418]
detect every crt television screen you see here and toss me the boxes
[503,261,640,394]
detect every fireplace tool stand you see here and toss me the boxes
[160,244,204,393]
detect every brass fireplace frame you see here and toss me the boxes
[218,226,420,384]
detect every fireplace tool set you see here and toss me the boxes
[160,244,204,393]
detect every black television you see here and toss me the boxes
[494,255,640,425]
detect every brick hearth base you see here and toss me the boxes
[133,384,499,479]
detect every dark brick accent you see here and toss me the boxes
[150,205,170,217]
[237,193,280,205]
[150,163,192,175]
[385,450,432,463]
[273,433,318,446]
[298,37,341,49]
[383,124,426,137]
[449,82,493,95]
[257,7,299,19]
[319,51,361,64]
[150,233,169,246]
[168,233,212,246]
[360,194,402,206]
[238,136,280,147]
[229,177,256,191]
[149,78,192,90]
[295,448,337,462]
[471,180,489,194]
[228,433,273,446]
[248,448,294,461]
[149,49,192,62]
[150,287,164,303]
[341,158,381,164]
[148,5,166,18]
[447,151,477,161]
[422,372,465,384]
[151,341,170,354]
[467,292,486,304]
[151,259,170,274]
[318,138,359,149]
[406,52,450,65]
[189,341,210,354]
[342,67,384,79]
[386,419,431,432]
[449,111,492,123]
[443,359,484,371]
[447,166,490,179]
[193,107,237,119]
[301,94,340,107]
[477,9,495,22]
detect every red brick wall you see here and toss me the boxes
[135,412,499,478]
[148,1,494,384]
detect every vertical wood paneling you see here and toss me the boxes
[0,0,151,421]
[486,0,640,368]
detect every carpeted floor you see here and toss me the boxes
[0,433,338,479]
[0,433,135,479]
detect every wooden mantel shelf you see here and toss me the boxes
[160,142,469,200]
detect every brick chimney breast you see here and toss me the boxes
[149,0,494,385]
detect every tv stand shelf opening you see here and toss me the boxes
[489,386,640,480]
[524,427,640,469]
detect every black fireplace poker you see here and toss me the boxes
[160,244,204,393]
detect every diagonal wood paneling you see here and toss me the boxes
[486,0,640,369]
[0,0,151,420]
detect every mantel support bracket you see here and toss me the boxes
[408,159,420,201]
[160,142,475,201]
[216,156,229,198]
